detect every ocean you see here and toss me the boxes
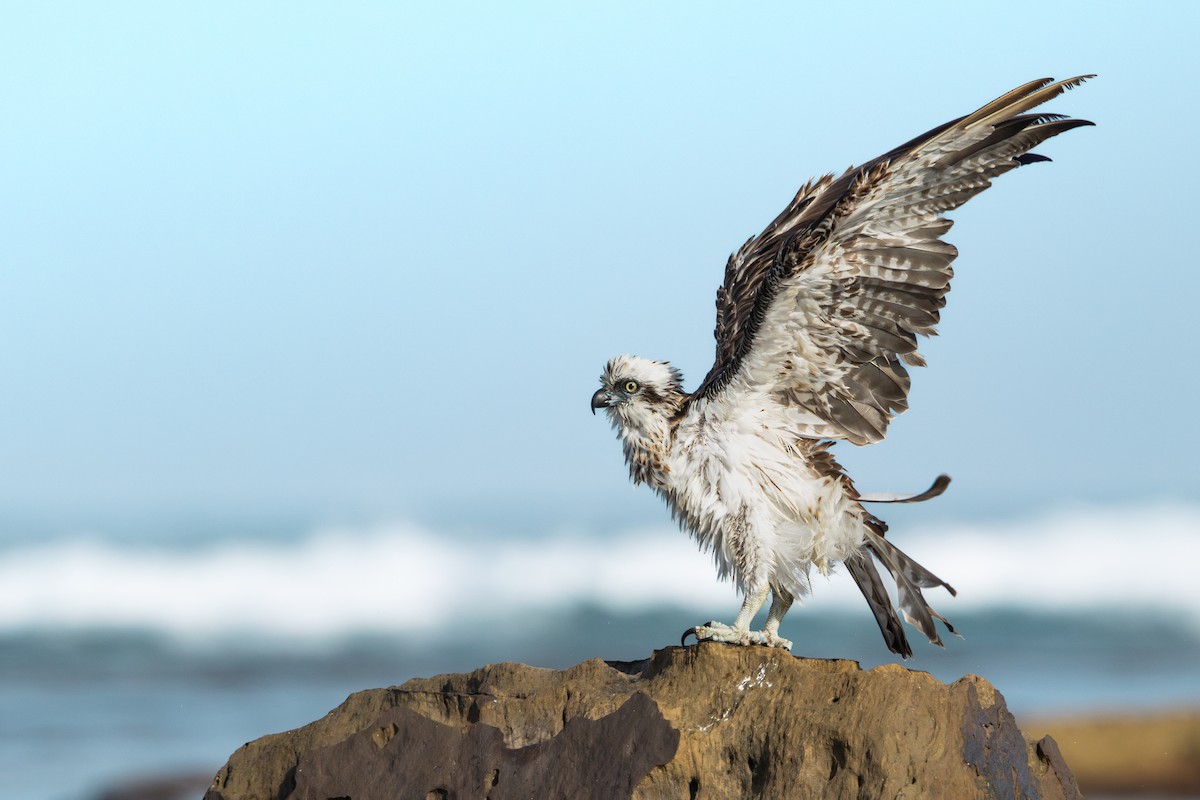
[2,504,1198,800]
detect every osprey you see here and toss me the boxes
[592,76,1092,656]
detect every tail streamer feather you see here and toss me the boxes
[862,527,959,648]
[845,550,913,658]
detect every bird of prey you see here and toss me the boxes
[591,76,1092,656]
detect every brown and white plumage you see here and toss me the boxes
[592,77,1092,656]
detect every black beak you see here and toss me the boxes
[590,388,611,415]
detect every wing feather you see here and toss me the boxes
[690,76,1093,443]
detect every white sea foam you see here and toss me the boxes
[1,504,1197,640]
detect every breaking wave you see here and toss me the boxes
[1,503,1197,641]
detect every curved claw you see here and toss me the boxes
[681,627,701,646]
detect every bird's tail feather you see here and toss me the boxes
[862,527,959,651]
[845,551,913,658]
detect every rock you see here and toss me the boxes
[205,643,1081,800]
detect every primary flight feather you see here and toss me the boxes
[591,76,1092,656]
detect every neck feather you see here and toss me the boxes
[613,402,679,487]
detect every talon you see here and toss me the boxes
[681,627,701,646]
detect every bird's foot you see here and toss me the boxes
[681,622,792,650]
[760,630,793,649]
[682,621,748,645]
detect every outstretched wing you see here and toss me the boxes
[690,76,1093,444]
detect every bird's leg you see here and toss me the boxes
[681,584,794,649]
[760,587,794,649]
[682,584,771,646]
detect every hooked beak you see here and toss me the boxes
[590,388,612,415]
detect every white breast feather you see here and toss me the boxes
[666,392,865,598]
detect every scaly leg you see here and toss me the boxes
[682,584,776,646]
[761,586,794,649]
[682,585,794,649]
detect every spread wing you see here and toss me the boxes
[688,76,1093,445]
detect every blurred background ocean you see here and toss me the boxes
[1,2,1197,799]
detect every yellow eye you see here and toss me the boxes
[624,380,639,393]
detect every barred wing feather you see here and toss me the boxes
[691,76,1093,444]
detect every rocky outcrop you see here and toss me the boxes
[205,643,1081,800]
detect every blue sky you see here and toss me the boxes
[0,2,1195,532]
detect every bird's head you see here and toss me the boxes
[591,355,685,431]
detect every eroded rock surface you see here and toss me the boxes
[205,644,1081,800]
